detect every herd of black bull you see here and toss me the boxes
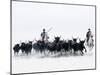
[13,37,87,56]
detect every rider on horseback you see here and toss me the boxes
[41,28,49,43]
[86,28,93,43]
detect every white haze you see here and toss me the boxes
[12,1,95,45]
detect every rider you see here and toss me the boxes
[86,28,93,43]
[41,28,49,43]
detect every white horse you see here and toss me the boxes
[85,35,94,48]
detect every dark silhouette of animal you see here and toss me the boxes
[79,40,87,54]
[62,40,73,52]
[72,38,87,55]
[20,41,33,55]
[25,41,33,55]
[33,40,47,54]
[47,36,62,54]
[13,44,20,55]
[20,42,26,54]
[46,42,57,54]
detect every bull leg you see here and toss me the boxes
[81,51,84,55]
[73,51,76,55]
[74,50,78,55]
[70,49,73,54]
[29,50,31,55]
[25,50,28,56]
[74,51,76,55]
[28,49,31,55]
[26,52,28,56]
[17,52,19,55]
[22,50,25,54]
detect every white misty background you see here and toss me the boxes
[12,1,95,45]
